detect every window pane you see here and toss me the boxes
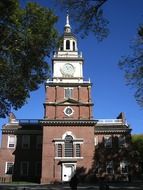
[57,144,62,157]
[6,162,14,175]
[8,136,16,148]
[104,136,112,148]
[35,162,41,176]
[76,144,80,157]
[65,135,73,157]
[36,135,42,149]
[65,88,73,99]
[20,162,29,176]
[119,136,126,148]
[22,135,30,149]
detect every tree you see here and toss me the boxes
[119,25,143,107]
[131,134,143,176]
[0,0,58,118]
[56,0,109,40]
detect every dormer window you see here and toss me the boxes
[66,40,70,50]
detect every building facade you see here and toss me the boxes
[0,14,132,183]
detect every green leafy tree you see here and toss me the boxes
[0,0,58,118]
[132,134,143,175]
[56,0,109,40]
[119,25,143,107]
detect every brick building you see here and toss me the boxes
[0,14,131,183]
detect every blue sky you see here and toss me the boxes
[0,0,143,135]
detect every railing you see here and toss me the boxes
[19,119,40,125]
[46,79,91,83]
[97,119,123,124]
[53,51,83,58]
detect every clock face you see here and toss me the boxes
[61,63,75,77]
[64,106,74,116]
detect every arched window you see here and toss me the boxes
[73,41,75,51]
[66,40,70,50]
[65,135,73,157]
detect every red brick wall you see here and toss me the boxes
[41,125,95,183]
[0,134,15,176]
[45,85,92,120]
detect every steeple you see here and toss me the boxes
[52,12,84,83]
[64,11,71,33]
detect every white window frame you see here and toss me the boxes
[7,135,16,149]
[20,161,29,176]
[104,136,112,148]
[22,135,30,149]
[64,106,74,117]
[5,162,14,175]
[54,132,83,159]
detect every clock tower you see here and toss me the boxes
[44,13,93,120]
[41,13,96,183]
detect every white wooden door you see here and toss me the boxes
[62,163,76,182]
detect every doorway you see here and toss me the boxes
[62,163,76,182]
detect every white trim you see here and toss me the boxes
[64,106,74,117]
[55,157,83,160]
[62,131,75,140]
[73,141,83,144]
[55,141,65,144]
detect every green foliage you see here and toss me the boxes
[56,0,109,41]
[0,0,58,118]
[132,134,143,159]
[119,25,143,107]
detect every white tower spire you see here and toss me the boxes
[66,11,70,27]
[64,11,71,33]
